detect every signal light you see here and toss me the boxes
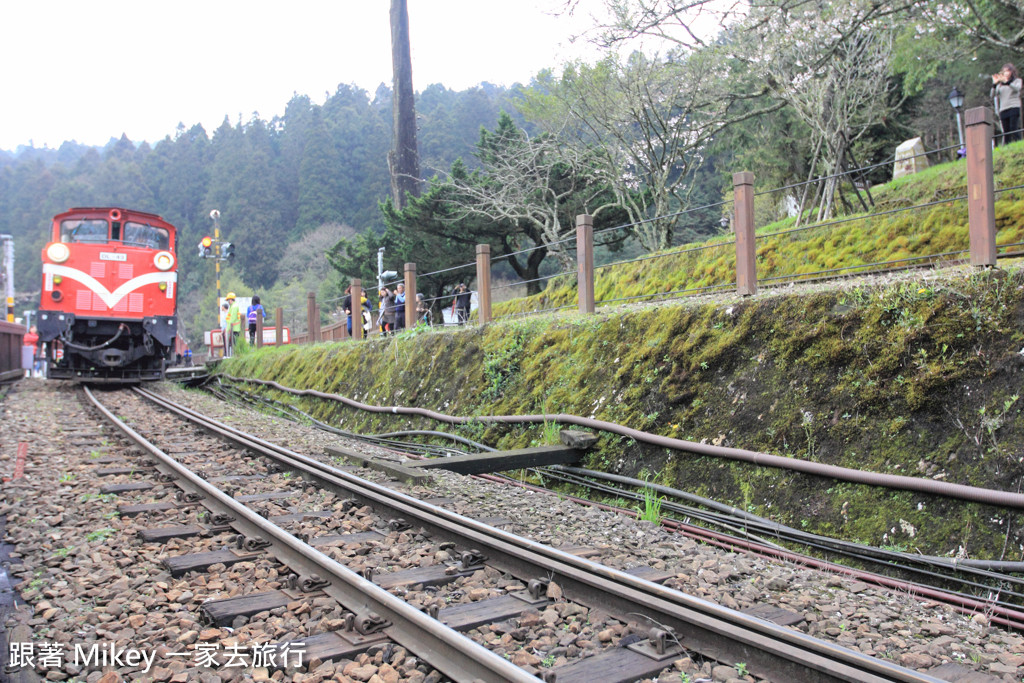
[199,236,213,258]
[222,242,235,260]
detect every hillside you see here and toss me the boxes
[219,259,1024,561]
[494,143,1024,317]
[210,144,1024,563]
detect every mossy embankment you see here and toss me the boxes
[494,142,1024,317]
[221,266,1024,561]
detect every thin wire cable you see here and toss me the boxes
[490,235,577,264]
[492,303,577,321]
[590,199,734,240]
[416,260,479,280]
[756,194,966,241]
[595,239,735,271]
[596,281,737,306]
[755,141,965,198]
[759,250,970,285]
[490,269,576,292]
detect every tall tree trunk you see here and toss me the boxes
[389,0,421,210]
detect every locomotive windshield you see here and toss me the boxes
[58,219,170,250]
[60,219,108,244]
[123,222,170,250]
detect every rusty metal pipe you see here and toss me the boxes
[226,376,1024,510]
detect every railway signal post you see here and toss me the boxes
[199,210,237,304]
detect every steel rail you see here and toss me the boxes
[83,386,537,683]
[211,381,1024,627]
[135,387,943,683]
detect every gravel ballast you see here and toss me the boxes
[1,379,1022,682]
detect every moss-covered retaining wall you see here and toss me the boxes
[220,267,1024,561]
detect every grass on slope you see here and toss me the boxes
[494,142,1024,317]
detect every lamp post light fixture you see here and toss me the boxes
[948,86,966,158]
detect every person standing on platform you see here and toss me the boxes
[23,325,39,377]
[379,288,396,335]
[415,293,431,326]
[247,295,266,345]
[992,63,1022,144]
[221,301,231,357]
[394,283,407,331]
[225,293,243,355]
[451,283,472,325]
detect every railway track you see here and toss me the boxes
[207,375,1024,628]
[69,385,947,683]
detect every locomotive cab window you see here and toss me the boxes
[123,222,170,250]
[60,219,109,244]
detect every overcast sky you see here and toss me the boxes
[0,1,609,152]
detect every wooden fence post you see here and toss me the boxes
[255,307,263,349]
[405,262,417,329]
[577,214,595,314]
[306,292,319,343]
[275,307,283,348]
[733,172,757,296]
[351,279,363,341]
[475,244,492,323]
[965,106,997,267]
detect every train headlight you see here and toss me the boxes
[46,243,70,263]
[53,276,63,285]
[153,251,175,271]
[159,282,167,291]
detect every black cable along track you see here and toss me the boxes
[203,378,1024,623]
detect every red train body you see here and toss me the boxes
[36,207,178,382]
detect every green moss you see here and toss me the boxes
[220,267,1024,560]
[490,147,1024,322]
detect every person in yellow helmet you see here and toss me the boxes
[224,293,243,356]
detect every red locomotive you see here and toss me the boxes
[36,207,178,381]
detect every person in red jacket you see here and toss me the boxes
[23,325,39,377]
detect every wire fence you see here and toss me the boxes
[289,117,1017,344]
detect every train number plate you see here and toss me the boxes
[99,252,127,261]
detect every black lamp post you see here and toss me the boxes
[948,86,965,156]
